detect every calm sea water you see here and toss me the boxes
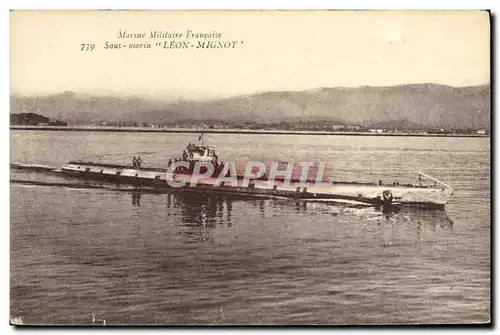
[10,130,490,325]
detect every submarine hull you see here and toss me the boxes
[60,162,450,210]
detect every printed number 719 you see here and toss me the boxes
[81,44,95,51]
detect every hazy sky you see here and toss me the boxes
[10,10,490,99]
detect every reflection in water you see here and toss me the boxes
[227,200,232,225]
[374,208,454,246]
[396,208,454,229]
[156,190,239,228]
[177,192,223,227]
[132,192,141,207]
[129,189,453,241]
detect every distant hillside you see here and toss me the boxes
[10,84,490,130]
[10,112,67,126]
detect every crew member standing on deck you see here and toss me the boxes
[132,156,137,169]
[137,156,143,169]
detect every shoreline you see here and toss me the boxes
[10,126,489,138]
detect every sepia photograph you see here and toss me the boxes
[9,10,490,325]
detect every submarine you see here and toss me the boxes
[59,141,454,212]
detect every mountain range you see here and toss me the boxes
[10,83,490,130]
